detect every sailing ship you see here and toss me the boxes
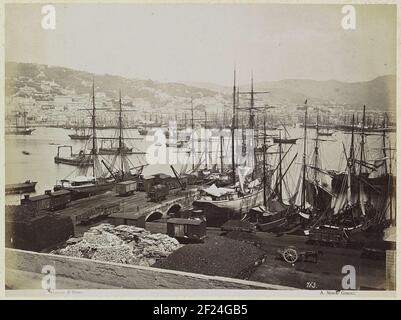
[54,145,93,167]
[54,82,116,199]
[329,108,390,192]
[68,120,90,140]
[300,106,389,237]
[192,71,268,225]
[99,139,134,155]
[317,126,335,137]
[97,90,147,182]
[138,127,148,135]
[272,121,298,144]
[248,118,296,232]
[5,111,35,135]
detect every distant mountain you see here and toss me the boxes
[184,81,231,94]
[187,76,396,111]
[6,61,395,112]
[5,62,225,107]
[251,76,396,111]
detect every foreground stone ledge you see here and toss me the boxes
[6,248,294,290]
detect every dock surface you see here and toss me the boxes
[57,187,199,224]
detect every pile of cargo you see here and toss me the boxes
[154,236,266,279]
[53,224,182,266]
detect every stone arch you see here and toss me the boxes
[167,204,182,216]
[146,211,163,222]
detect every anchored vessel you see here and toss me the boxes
[5,111,35,135]
[68,120,90,140]
[54,145,93,167]
[5,180,37,195]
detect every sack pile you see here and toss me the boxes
[54,223,182,266]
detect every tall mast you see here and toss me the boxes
[91,80,98,178]
[346,114,355,205]
[23,111,27,129]
[191,97,195,171]
[220,130,224,174]
[382,118,388,175]
[204,111,208,169]
[278,130,283,202]
[118,90,124,177]
[314,110,319,182]
[263,115,267,207]
[301,102,308,210]
[231,68,236,185]
[238,75,269,181]
[350,114,355,174]
[236,86,240,128]
[358,105,366,202]
[249,76,254,129]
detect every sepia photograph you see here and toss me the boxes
[1,1,398,298]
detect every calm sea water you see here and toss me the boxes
[5,126,395,206]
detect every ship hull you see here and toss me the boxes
[54,182,115,200]
[331,172,391,192]
[193,189,264,226]
[6,128,35,135]
[68,134,90,140]
[98,147,134,155]
[249,201,290,232]
[273,137,298,144]
[54,156,93,167]
[5,181,37,194]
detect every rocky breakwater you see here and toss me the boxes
[53,224,182,267]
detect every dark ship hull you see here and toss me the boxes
[5,181,37,194]
[6,128,35,135]
[273,137,298,144]
[68,134,90,140]
[54,156,93,167]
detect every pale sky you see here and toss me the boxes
[5,3,397,86]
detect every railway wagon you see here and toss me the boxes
[116,180,137,196]
[167,218,206,243]
[20,190,71,211]
[148,184,169,202]
[307,227,349,247]
[138,173,187,193]
[49,190,71,210]
[21,194,51,212]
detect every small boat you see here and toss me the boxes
[6,111,35,135]
[317,131,334,136]
[249,200,290,232]
[317,127,335,136]
[5,180,37,194]
[273,123,298,144]
[138,127,148,135]
[68,121,90,140]
[6,128,35,135]
[166,140,186,148]
[54,155,93,167]
[68,133,91,140]
[22,150,30,155]
[98,146,134,155]
[54,146,93,167]
[273,137,298,144]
